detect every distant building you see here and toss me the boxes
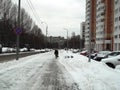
[81,22,85,40]
[47,36,65,48]
[80,22,85,49]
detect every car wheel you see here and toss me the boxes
[106,63,115,68]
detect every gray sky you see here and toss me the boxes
[12,0,85,38]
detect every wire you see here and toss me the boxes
[26,0,42,26]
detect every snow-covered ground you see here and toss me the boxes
[0,50,120,90]
[59,51,120,90]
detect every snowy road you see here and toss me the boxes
[0,51,80,90]
[0,50,120,90]
[40,58,80,90]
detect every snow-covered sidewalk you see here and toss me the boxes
[0,50,120,90]
[59,51,120,90]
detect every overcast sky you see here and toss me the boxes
[12,0,86,38]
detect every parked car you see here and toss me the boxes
[93,51,112,61]
[104,51,120,58]
[20,48,28,52]
[72,49,80,53]
[0,44,2,53]
[102,55,120,68]
[80,50,88,56]
[90,53,98,59]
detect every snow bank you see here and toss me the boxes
[59,51,120,90]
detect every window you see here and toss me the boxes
[115,35,118,39]
[119,43,120,50]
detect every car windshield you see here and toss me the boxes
[108,52,120,56]
[98,51,111,55]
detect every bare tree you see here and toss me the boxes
[9,4,18,27]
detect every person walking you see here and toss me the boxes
[54,49,59,58]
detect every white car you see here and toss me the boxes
[93,51,112,61]
[0,44,2,53]
[105,51,120,58]
[102,55,120,68]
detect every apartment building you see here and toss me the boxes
[85,0,91,49]
[47,36,65,48]
[114,0,120,50]
[85,0,96,50]
[81,22,85,40]
[85,0,114,51]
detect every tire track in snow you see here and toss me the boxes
[41,58,81,90]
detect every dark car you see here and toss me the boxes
[0,44,2,53]
[93,51,112,61]
[104,51,120,58]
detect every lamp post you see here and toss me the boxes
[64,28,68,51]
[88,0,92,62]
[16,0,21,60]
[41,22,48,50]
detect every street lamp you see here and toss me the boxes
[88,0,92,62]
[64,28,68,51]
[41,22,48,50]
[16,0,21,60]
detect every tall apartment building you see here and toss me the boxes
[81,22,85,40]
[81,22,85,49]
[85,0,96,50]
[85,0,114,51]
[114,0,120,50]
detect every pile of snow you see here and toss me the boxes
[59,51,120,90]
[115,65,120,72]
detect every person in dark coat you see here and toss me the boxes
[54,49,59,58]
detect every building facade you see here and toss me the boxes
[47,36,65,49]
[85,0,91,49]
[81,22,85,40]
[81,22,85,49]
[85,0,96,50]
[114,0,120,50]
[85,0,114,51]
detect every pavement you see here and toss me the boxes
[40,58,81,90]
[0,51,81,90]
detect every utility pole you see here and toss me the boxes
[79,35,81,50]
[67,30,68,51]
[88,0,92,62]
[3,3,6,45]
[16,0,21,60]
[64,28,68,52]
[80,23,81,50]
[41,22,48,51]
[46,25,48,51]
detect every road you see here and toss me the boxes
[40,58,80,90]
[0,51,81,90]
[0,51,41,63]
[0,51,120,90]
